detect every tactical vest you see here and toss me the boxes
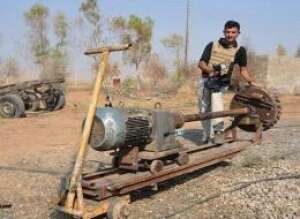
[209,41,239,69]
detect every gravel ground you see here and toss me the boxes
[128,120,300,219]
[1,93,300,219]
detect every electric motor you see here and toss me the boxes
[88,108,152,151]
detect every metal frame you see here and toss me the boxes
[57,43,280,218]
[57,44,131,219]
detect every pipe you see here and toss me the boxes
[174,107,250,128]
[184,108,250,122]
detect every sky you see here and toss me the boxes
[0,0,299,79]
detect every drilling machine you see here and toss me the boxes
[58,43,281,219]
[87,85,281,173]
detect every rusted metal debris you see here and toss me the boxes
[0,78,65,118]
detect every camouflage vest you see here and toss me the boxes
[209,41,239,69]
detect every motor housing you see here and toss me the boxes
[89,108,152,151]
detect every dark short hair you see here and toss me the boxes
[224,20,240,31]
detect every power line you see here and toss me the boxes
[184,0,190,68]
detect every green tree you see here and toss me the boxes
[161,33,184,69]
[79,0,101,48]
[49,11,69,79]
[161,33,186,80]
[111,15,154,70]
[24,3,50,68]
[24,4,70,80]
[295,46,300,58]
[276,44,287,57]
[54,11,68,49]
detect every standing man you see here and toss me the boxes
[198,20,255,143]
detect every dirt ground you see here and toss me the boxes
[1,89,300,219]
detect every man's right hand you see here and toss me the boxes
[208,64,221,77]
[206,63,215,73]
[212,64,222,72]
[199,61,220,76]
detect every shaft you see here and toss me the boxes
[174,107,250,128]
[184,108,250,122]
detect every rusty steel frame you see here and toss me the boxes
[117,143,245,195]
[57,43,276,218]
[0,78,65,96]
[81,141,249,201]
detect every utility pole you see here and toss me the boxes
[184,0,190,68]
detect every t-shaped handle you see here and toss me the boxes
[84,43,132,55]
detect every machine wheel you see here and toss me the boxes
[44,89,65,111]
[107,198,130,219]
[0,94,25,118]
[230,86,282,132]
[176,152,189,166]
[150,160,163,174]
[24,92,40,112]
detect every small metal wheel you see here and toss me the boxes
[107,198,130,219]
[176,152,189,166]
[154,102,162,109]
[150,160,163,174]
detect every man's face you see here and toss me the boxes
[223,27,240,43]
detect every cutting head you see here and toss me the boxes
[230,85,281,132]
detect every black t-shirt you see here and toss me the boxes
[200,42,247,67]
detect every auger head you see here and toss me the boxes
[230,85,281,132]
